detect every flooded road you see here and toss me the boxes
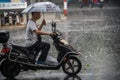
[65,7,120,80]
[0,5,120,80]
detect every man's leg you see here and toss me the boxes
[28,41,50,63]
[27,41,42,63]
[38,42,50,62]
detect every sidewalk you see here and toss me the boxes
[0,24,25,30]
[0,13,66,31]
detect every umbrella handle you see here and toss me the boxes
[43,12,45,19]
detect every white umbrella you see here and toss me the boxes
[22,2,61,13]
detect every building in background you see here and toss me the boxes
[0,0,27,26]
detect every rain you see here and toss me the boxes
[0,0,120,80]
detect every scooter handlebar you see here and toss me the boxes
[51,21,62,37]
[54,30,62,36]
[51,21,56,32]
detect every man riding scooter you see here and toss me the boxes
[25,12,54,64]
[0,2,82,78]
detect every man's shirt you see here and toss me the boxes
[25,20,38,47]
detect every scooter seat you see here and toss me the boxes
[11,44,36,64]
[12,44,28,53]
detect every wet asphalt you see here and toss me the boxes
[0,3,120,80]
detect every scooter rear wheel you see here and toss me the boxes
[1,59,21,78]
[62,56,82,75]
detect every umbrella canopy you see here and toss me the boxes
[22,2,61,13]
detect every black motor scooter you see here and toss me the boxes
[0,22,82,78]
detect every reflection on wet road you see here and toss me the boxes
[57,7,120,80]
[1,71,94,80]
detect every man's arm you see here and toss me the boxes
[34,29,52,35]
[38,19,46,30]
[36,19,54,35]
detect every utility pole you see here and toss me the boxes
[64,0,67,16]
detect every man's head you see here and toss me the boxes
[31,12,41,20]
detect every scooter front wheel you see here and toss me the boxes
[62,56,82,75]
[1,59,21,78]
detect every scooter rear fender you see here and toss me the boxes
[0,57,8,70]
[0,55,2,62]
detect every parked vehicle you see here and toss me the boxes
[79,0,104,8]
[0,22,82,78]
[79,0,90,8]
[91,0,104,8]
